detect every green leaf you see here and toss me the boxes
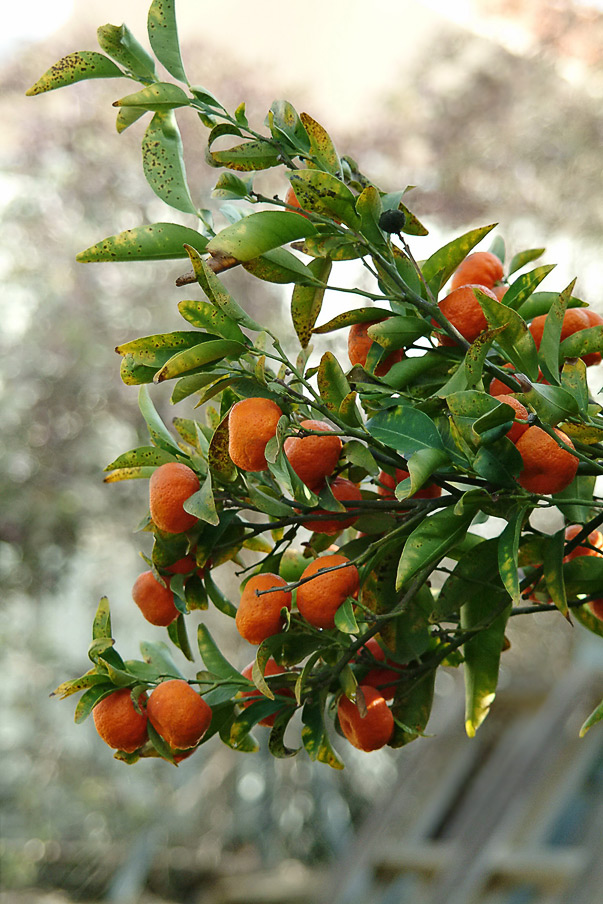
[116,106,148,133]
[26,51,124,95]
[268,709,300,759]
[184,246,264,332]
[76,223,208,262]
[211,172,252,199]
[579,699,603,738]
[138,385,181,454]
[52,672,112,700]
[317,351,351,413]
[142,111,197,214]
[204,572,237,618]
[299,112,340,175]
[543,528,568,617]
[462,597,511,737]
[97,23,157,80]
[177,300,247,342]
[367,316,431,350]
[154,339,245,383]
[147,721,176,763]
[396,507,477,589]
[269,100,311,152]
[114,82,190,111]
[312,307,393,335]
[397,448,448,499]
[167,613,194,662]
[184,472,219,526]
[389,671,435,747]
[206,211,316,263]
[291,258,332,348]
[563,557,603,596]
[140,640,184,679]
[560,325,603,359]
[294,234,364,261]
[422,225,497,294]
[573,605,603,639]
[92,596,112,641]
[518,383,580,425]
[105,446,177,472]
[382,353,444,390]
[473,438,523,486]
[434,538,501,620]
[243,248,320,285]
[208,412,237,482]
[74,684,116,724]
[502,265,556,311]
[334,597,359,634]
[517,291,586,322]
[507,247,545,276]
[301,698,344,769]
[207,138,281,172]
[197,624,241,680]
[367,404,444,457]
[116,331,208,367]
[289,169,359,228]
[560,358,589,415]
[554,476,597,524]
[474,289,539,381]
[356,185,387,250]
[497,509,524,603]
[147,0,187,83]
[537,281,574,383]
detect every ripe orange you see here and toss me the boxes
[377,467,441,500]
[489,363,519,396]
[348,320,404,376]
[93,688,148,753]
[563,525,603,562]
[514,426,578,494]
[163,555,207,577]
[450,251,504,292]
[132,570,180,627]
[495,394,530,444]
[435,284,500,346]
[147,679,212,750]
[239,660,294,726]
[235,572,292,644]
[529,308,601,367]
[285,184,308,218]
[228,397,283,472]
[356,637,402,701]
[149,462,200,534]
[588,599,603,620]
[337,685,394,751]
[296,553,359,629]
[302,477,363,535]
[283,419,342,491]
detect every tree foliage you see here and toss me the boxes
[28,0,603,766]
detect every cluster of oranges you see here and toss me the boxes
[93,678,212,759]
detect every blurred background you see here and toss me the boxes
[1,1,602,903]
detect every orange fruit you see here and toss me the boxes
[93,688,148,753]
[149,462,200,534]
[450,251,504,292]
[563,525,603,562]
[283,419,342,491]
[337,686,394,751]
[434,284,499,346]
[132,570,180,627]
[147,679,212,750]
[239,660,294,726]
[514,426,578,494]
[377,467,441,500]
[495,394,530,444]
[588,600,603,620]
[285,184,308,218]
[228,397,283,472]
[296,554,359,629]
[489,363,548,395]
[348,320,404,376]
[529,308,601,367]
[302,477,363,535]
[356,637,402,701]
[235,572,292,644]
